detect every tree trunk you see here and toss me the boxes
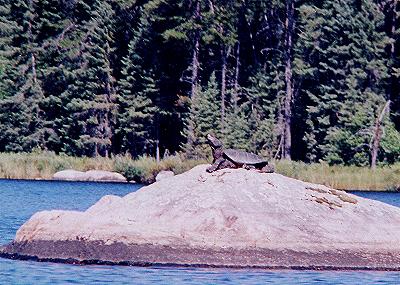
[220,46,231,128]
[389,0,399,124]
[208,0,214,13]
[371,100,391,169]
[282,0,294,160]
[390,0,396,56]
[190,37,200,99]
[28,0,37,84]
[233,42,240,110]
[156,140,160,163]
[242,1,257,64]
[187,0,201,148]
[94,142,99,157]
[31,54,37,84]
[190,1,201,100]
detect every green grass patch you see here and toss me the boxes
[275,160,400,191]
[0,152,205,184]
[0,152,397,190]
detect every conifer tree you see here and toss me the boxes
[116,7,160,157]
[0,1,16,99]
[299,0,391,165]
[183,72,221,158]
[244,69,282,157]
[0,0,397,162]
[161,0,210,151]
[61,0,116,156]
[33,0,71,151]
[0,0,46,151]
[223,107,251,151]
[202,0,240,126]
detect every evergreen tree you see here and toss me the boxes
[202,0,240,126]
[116,7,159,157]
[244,69,282,158]
[33,0,71,152]
[61,0,116,156]
[0,0,45,151]
[183,72,221,158]
[0,0,17,98]
[380,121,400,164]
[299,0,391,165]
[0,0,397,163]
[223,107,252,151]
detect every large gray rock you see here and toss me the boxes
[155,170,174,182]
[53,169,127,182]
[3,164,400,269]
[84,170,127,182]
[52,169,87,181]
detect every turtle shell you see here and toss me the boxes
[223,149,268,165]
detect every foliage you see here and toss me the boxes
[182,72,221,158]
[276,160,400,191]
[298,0,392,165]
[0,0,398,167]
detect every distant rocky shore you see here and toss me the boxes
[53,169,127,182]
[2,165,400,270]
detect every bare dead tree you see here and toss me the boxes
[220,45,231,127]
[187,0,201,148]
[370,100,391,169]
[282,0,295,160]
[232,41,240,110]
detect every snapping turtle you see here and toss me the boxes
[206,134,274,173]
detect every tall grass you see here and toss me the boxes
[0,152,114,180]
[0,152,397,190]
[0,152,205,184]
[114,154,206,184]
[276,160,400,191]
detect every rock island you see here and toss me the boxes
[2,165,400,270]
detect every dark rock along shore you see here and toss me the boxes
[2,165,400,270]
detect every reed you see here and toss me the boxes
[0,152,114,180]
[275,160,400,191]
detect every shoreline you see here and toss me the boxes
[0,152,397,190]
[0,177,135,184]
[0,176,396,191]
[2,241,400,271]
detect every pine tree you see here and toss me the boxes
[202,0,240,126]
[183,72,221,158]
[0,0,46,151]
[380,120,400,164]
[116,7,160,157]
[0,0,397,163]
[299,0,391,165]
[160,0,209,152]
[61,0,117,157]
[244,69,282,157]
[0,0,17,99]
[223,107,251,151]
[32,0,71,152]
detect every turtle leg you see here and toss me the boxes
[260,164,275,173]
[243,164,255,170]
[221,160,237,169]
[206,157,225,173]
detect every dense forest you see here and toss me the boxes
[0,0,399,167]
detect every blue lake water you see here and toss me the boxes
[1,179,400,284]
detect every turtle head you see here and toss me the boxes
[206,134,223,148]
